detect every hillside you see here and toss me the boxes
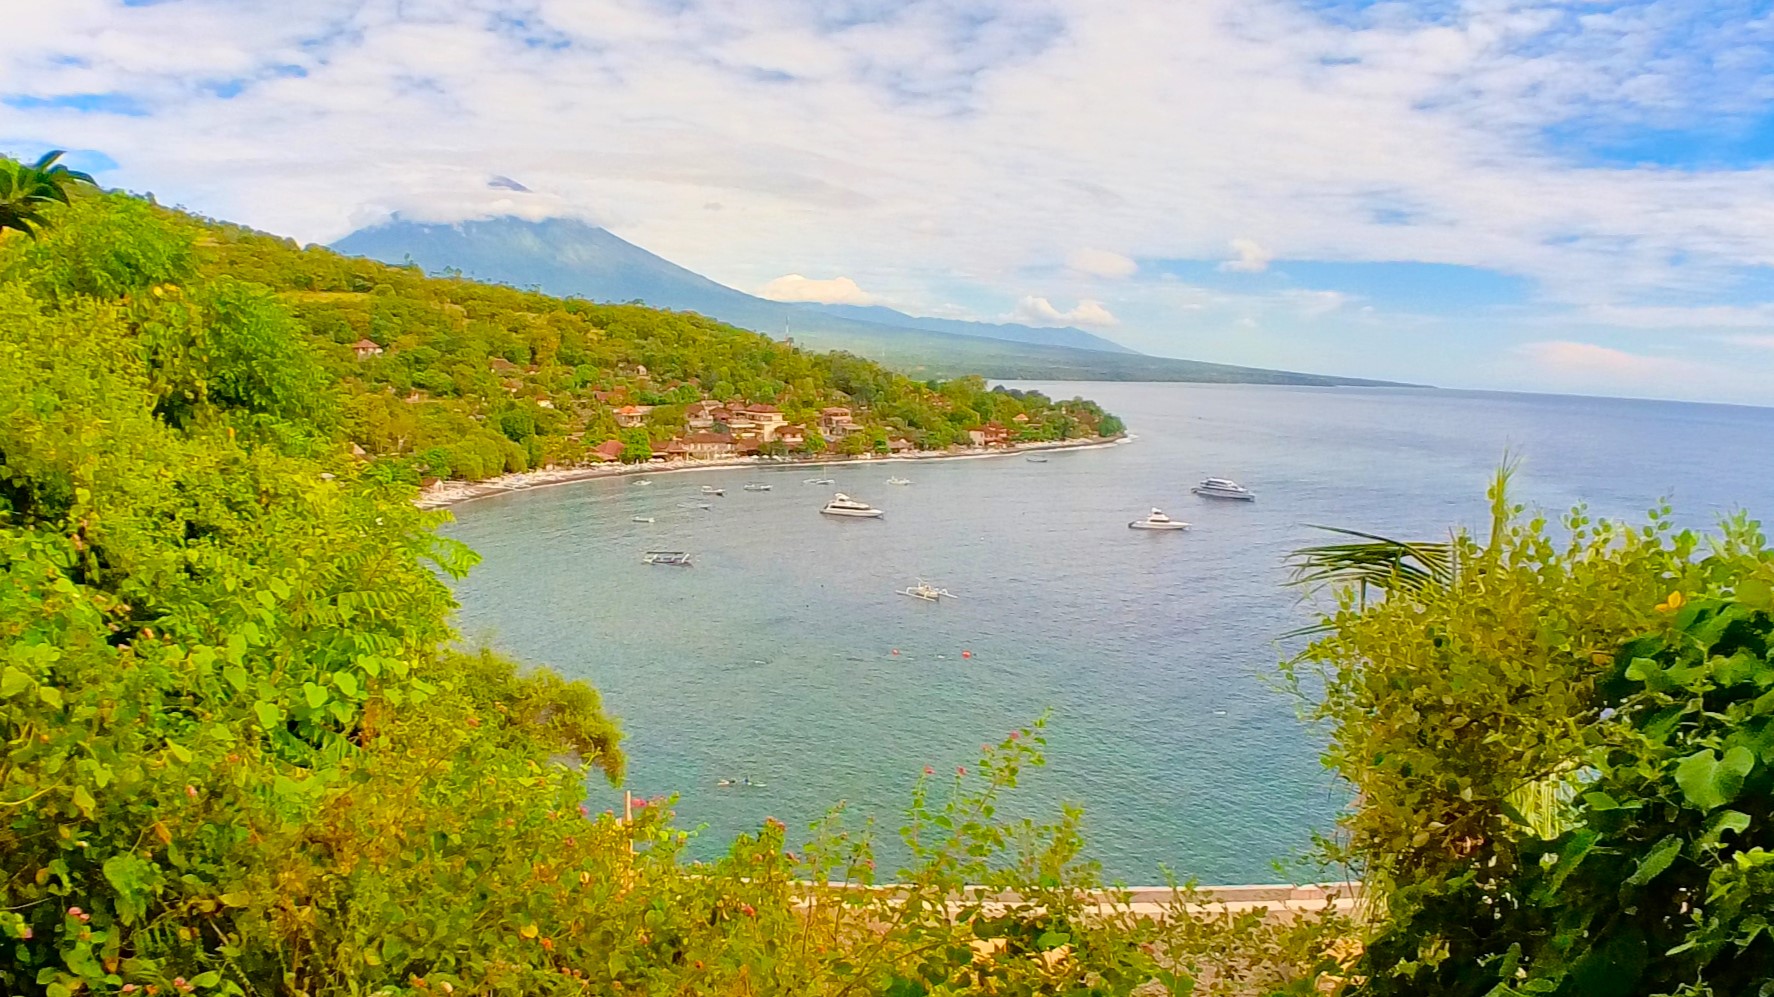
[331,216,1408,387]
[177,210,1119,483]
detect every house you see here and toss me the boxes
[968,422,1010,447]
[653,439,689,461]
[734,437,762,456]
[726,411,759,434]
[1012,413,1030,424]
[614,404,654,428]
[351,339,384,359]
[592,439,625,462]
[682,432,736,458]
[744,404,788,440]
[775,425,806,448]
[887,437,915,453]
[819,407,855,436]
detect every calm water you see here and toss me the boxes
[441,383,1774,883]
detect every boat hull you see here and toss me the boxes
[1129,521,1189,530]
[821,508,884,518]
[1190,488,1254,501]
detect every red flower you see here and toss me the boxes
[956,766,967,776]
[1010,732,1020,740]
[923,766,934,776]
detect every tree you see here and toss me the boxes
[0,150,95,237]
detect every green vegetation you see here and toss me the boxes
[184,222,1120,484]
[0,151,95,238]
[1288,471,1774,994]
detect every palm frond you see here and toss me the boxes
[1288,525,1454,595]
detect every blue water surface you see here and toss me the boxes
[440,383,1774,883]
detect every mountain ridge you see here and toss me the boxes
[331,215,1412,388]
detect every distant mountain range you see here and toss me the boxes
[332,216,1407,387]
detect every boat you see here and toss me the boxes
[1191,477,1255,500]
[1026,456,1049,463]
[634,479,652,486]
[742,483,772,491]
[804,477,835,485]
[678,501,712,510]
[899,579,956,601]
[700,485,725,496]
[1128,508,1190,531]
[641,550,693,566]
[631,516,655,523]
[819,493,884,518]
[886,476,911,486]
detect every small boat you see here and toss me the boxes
[631,516,655,523]
[634,479,652,486]
[899,579,956,601]
[820,493,883,518]
[1129,508,1190,531]
[678,501,712,510]
[1025,456,1049,463]
[1191,477,1255,501]
[886,476,911,486]
[700,485,725,496]
[743,483,772,491]
[804,477,836,485]
[641,550,693,566]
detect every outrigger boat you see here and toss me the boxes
[804,477,836,485]
[743,483,772,491]
[886,476,911,485]
[641,550,693,566]
[899,579,956,601]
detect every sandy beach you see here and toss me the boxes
[416,435,1128,510]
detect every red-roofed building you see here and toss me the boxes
[592,439,625,462]
[351,339,384,359]
[683,432,736,458]
[614,405,653,428]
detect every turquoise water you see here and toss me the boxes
[440,383,1774,883]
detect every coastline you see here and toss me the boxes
[416,435,1128,510]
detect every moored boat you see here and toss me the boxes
[1128,508,1190,531]
[742,483,772,491]
[1025,455,1049,463]
[886,476,911,485]
[700,485,725,496]
[641,550,693,566]
[820,493,883,518]
[632,516,655,523]
[804,477,835,485]
[1191,477,1255,500]
[899,579,956,601]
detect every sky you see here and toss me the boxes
[6,1,1774,404]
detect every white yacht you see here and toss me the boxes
[899,578,956,601]
[742,483,772,491]
[631,516,655,523]
[820,493,884,518]
[804,476,836,485]
[700,485,725,496]
[885,476,911,486]
[1191,477,1255,501]
[1128,508,1190,531]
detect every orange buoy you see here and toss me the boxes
[961,650,972,659]
[891,648,900,656]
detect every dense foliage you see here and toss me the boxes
[1290,474,1774,995]
[1,168,1339,996]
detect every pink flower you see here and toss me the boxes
[956,766,967,776]
[121,986,138,994]
[632,798,648,809]
[923,766,934,776]
[185,785,198,799]
[1010,732,1020,740]
[20,927,31,939]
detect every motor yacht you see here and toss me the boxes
[1191,477,1255,500]
[899,579,956,601]
[1128,508,1190,531]
[820,493,884,518]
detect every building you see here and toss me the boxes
[488,357,519,374]
[775,425,806,448]
[614,405,654,428]
[887,437,915,453]
[744,404,787,439]
[351,339,384,359]
[819,407,855,436]
[591,439,625,462]
[967,423,1010,447]
[682,432,736,458]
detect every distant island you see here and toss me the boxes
[333,216,1414,388]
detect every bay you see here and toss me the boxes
[440,382,1774,883]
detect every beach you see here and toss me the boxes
[416,434,1127,509]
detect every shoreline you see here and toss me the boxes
[416,435,1129,510]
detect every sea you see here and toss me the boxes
[439,382,1774,884]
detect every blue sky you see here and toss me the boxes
[6,0,1774,403]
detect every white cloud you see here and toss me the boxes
[6,0,1774,400]
[1280,289,1349,317]
[757,274,881,306]
[1219,238,1273,273]
[1512,340,1737,398]
[1067,247,1138,279]
[1725,334,1774,349]
[1009,296,1120,328]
